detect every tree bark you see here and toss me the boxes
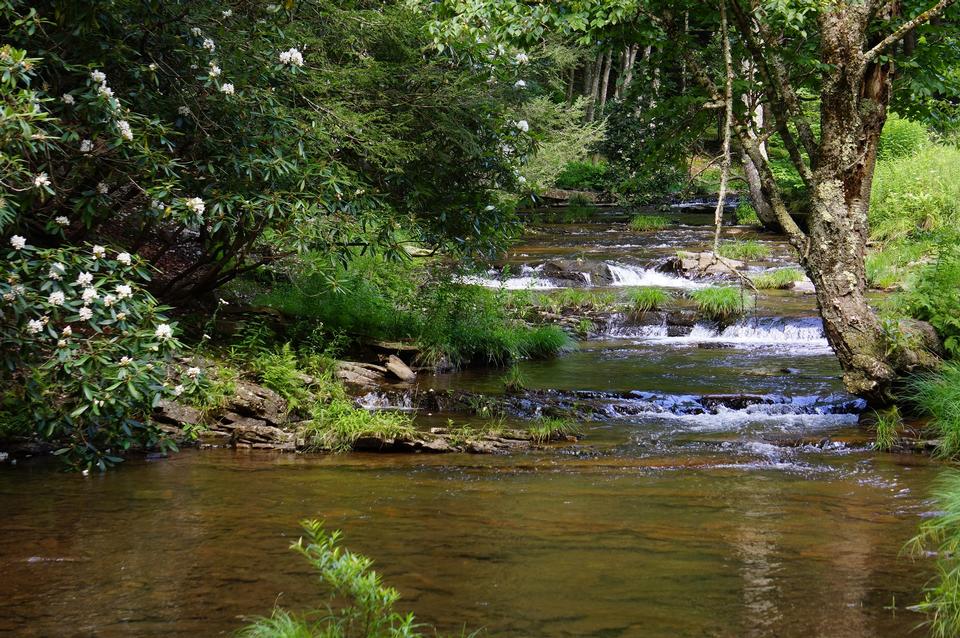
[585,52,603,122]
[599,49,613,113]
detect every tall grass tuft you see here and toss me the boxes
[689,286,752,321]
[629,215,671,232]
[907,471,960,638]
[750,268,805,290]
[630,288,671,312]
[528,417,581,443]
[910,362,960,458]
[872,407,901,452]
[717,239,770,261]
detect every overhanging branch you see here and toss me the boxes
[864,0,958,62]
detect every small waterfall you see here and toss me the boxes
[611,317,831,351]
[605,262,704,289]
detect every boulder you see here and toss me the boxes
[384,354,417,382]
[153,400,202,426]
[668,251,745,277]
[228,380,286,425]
[336,361,386,388]
[541,260,614,286]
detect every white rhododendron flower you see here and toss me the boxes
[98,84,114,99]
[279,48,304,66]
[172,384,185,397]
[91,70,107,83]
[97,182,109,195]
[48,291,65,306]
[203,38,216,52]
[80,139,93,153]
[48,264,64,280]
[155,324,174,340]
[27,319,44,334]
[76,272,94,286]
[185,197,205,215]
[103,294,116,307]
[515,120,529,132]
[186,366,202,379]
[81,288,99,304]
[518,176,527,184]
[116,312,127,321]
[61,325,72,337]
[514,80,526,89]
[190,27,202,36]
[55,216,70,227]
[92,245,106,259]
[220,83,235,95]
[78,307,93,321]
[62,93,75,105]
[116,252,132,265]
[117,120,133,140]
[208,63,221,78]
[119,356,132,366]
[10,235,27,250]
[515,52,529,64]
[33,173,50,188]
[178,105,191,116]
[222,9,233,17]
[115,284,133,300]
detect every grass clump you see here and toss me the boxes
[750,268,805,290]
[238,519,447,638]
[689,286,752,321]
[537,288,616,313]
[717,239,770,261]
[527,417,581,444]
[735,201,761,226]
[629,214,671,232]
[906,472,960,638]
[871,407,901,452]
[630,288,671,313]
[502,365,527,393]
[910,362,960,458]
[897,245,960,358]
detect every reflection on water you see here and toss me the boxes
[0,449,940,637]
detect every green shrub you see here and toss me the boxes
[0,242,180,471]
[717,240,770,261]
[910,363,960,458]
[750,268,805,290]
[689,286,753,321]
[555,160,609,191]
[251,344,310,410]
[519,96,606,191]
[877,113,928,161]
[629,215,671,232]
[238,519,441,638]
[630,288,671,312]
[899,245,960,358]
[907,471,960,638]
[735,201,761,226]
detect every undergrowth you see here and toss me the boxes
[689,286,752,321]
[717,240,770,261]
[629,215,671,232]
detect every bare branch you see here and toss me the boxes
[864,0,958,62]
[713,1,735,252]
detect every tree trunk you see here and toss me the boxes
[585,52,603,122]
[599,49,613,113]
[802,6,935,402]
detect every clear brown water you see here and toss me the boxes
[0,208,946,637]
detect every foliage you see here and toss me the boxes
[870,144,960,243]
[688,286,752,321]
[519,98,606,191]
[907,471,960,638]
[630,288,671,313]
[251,344,311,411]
[877,113,929,161]
[2,0,525,304]
[303,374,414,453]
[628,215,671,232]
[734,201,761,226]
[0,240,180,470]
[534,288,616,313]
[750,268,804,290]
[554,159,610,191]
[910,363,960,458]
[716,240,770,261]
[897,243,960,358]
[237,519,436,638]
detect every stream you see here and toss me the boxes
[0,205,945,637]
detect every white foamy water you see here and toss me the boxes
[606,263,705,289]
[612,318,832,352]
[457,264,560,290]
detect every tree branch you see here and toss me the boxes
[864,0,958,62]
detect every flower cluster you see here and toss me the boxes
[279,47,304,67]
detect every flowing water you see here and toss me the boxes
[0,206,946,637]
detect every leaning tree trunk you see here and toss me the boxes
[803,6,935,402]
